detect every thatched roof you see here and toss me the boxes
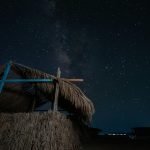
[0,62,95,123]
[0,83,35,112]
[0,112,82,150]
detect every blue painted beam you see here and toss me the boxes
[2,79,53,83]
[0,61,53,94]
[0,62,11,93]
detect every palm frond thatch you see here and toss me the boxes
[1,62,95,122]
[0,112,82,150]
[0,84,34,112]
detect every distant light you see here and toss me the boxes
[107,133,127,136]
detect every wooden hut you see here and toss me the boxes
[0,62,95,150]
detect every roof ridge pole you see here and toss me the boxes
[53,67,61,112]
[0,61,12,93]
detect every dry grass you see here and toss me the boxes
[11,62,95,123]
[0,84,34,112]
[0,111,82,150]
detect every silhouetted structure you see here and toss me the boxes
[0,62,95,150]
[131,127,150,140]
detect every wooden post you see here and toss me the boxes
[53,67,61,111]
[31,85,37,112]
[0,62,11,93]
[61,78,84,82]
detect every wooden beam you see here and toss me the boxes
[1,79,53,83]
[53,67,61,111]
[61,78,84,82]
[31,85,37,112]
[0,62,11,93]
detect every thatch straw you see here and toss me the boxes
[0,112,82,150]
[0,62,95,123]
[0,84,35,112]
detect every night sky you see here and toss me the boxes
[0,0,150,133]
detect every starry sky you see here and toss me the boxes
[0,0,150,133]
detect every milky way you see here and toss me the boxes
[0,0,150,133]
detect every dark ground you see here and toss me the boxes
[84,136,150,150]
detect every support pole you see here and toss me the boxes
[0,62,11,93]
[53,67,61,111]
[2,79,53,83]
[31,85,37,112]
